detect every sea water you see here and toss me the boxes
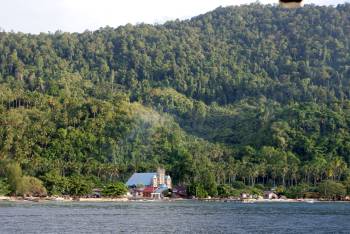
[0,201,349,233]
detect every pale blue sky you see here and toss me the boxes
[0,0,348,33]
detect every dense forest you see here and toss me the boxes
[1,3,350,198]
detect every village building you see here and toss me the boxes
[151,185,169,199]
[264,191,279,200]
[90,188,102,198]
[172,185,187,198]
[126,168,172,199]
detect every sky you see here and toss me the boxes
[0,0,348,34]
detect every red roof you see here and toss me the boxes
[143,186,156,193]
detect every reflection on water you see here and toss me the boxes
[0,201,349,233]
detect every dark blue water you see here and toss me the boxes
[0,201,349,233]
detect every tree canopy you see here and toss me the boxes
[0,4,350,197]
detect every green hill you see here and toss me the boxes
[1,4,350,197]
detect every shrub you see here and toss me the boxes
[163,188,172,197]
[317,180,346,200]
[217,184,233,197]
[249,187,263,196]
[68,175,93,196]
[275,186,286,194]
[0,179,10,196]
[187,183,208,198]
[284,184,310,199]
[254,184,265,191]
[22,176,47,197]
[342,179,350,195]
[41,171,70,195]
[303,192,320,199]
[102,182,128,197]
[6,163,23,195]
[231,181,246,189]
[230,189,242,197]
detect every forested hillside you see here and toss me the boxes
[1,4,350,197]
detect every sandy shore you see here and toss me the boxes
[0,196,12,201]
[0,196,129,203]
[0,196,347,203]
[78,197,129,202]
[242,198,310,203]
[198,198,339,203]
[0,196,183,203]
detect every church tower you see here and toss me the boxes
[157,168,165,185]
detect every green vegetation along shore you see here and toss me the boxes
[1,4,350,200]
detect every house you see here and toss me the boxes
[279,195,287,200]
[143,186,157,198]
[90,188,102,198]
[151,185,169,199]
[131,188,145,198]
[264,191,279,200]
[126,168,172,189]
[126,168,172,199]
[173,185,187,198]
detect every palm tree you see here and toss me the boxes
[328,157,347,181]
[286,152,300,186]
[226,158,237,184]
[309,156,327,185]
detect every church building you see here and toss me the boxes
[126,168,172,189]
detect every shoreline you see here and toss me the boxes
[0,196,348,203]
[0,196,130,203]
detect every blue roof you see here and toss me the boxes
[126,173,156,187]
